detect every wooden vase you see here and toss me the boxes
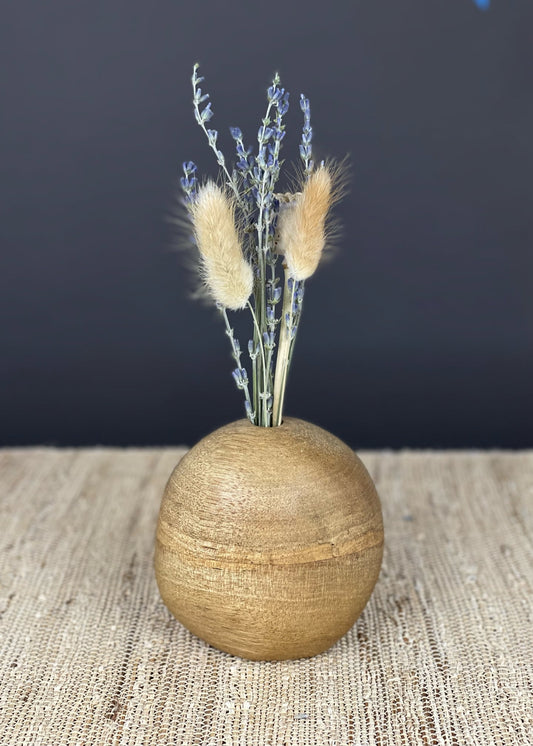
[154,417,384,661]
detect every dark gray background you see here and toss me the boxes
[1,0,532,448]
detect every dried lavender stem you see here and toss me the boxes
[255,171,269,343]
[252,323,259,418]
[265,330,275,402]
[254,97,276,362]
[192,65,245,211]
[220,307,254,422]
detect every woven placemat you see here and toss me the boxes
[0,447,531,745]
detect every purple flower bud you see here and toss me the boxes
[300,94,310,115]
[258,126,274,141]
[201,103,213,122]
[267,85,282,102]
[278,97,289,116]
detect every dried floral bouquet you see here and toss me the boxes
[180,65,342,426]
[156,82,383,660]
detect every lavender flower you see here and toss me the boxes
[180,161,198,203]
[300,95,313,176]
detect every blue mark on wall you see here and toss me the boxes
[473,0,490,9]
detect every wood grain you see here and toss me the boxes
[154,417,384,661]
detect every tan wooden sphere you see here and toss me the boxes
[154,417,384,661]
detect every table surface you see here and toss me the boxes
[0,448,531,746]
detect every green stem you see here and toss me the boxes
[220,307,254,422]
[247,301,268,426]
[286,283,303,380]
[272,270,295,426]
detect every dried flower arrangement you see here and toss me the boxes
[179,64,343,426]
[155,66,383,661]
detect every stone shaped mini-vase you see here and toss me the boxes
[154,417,384,661]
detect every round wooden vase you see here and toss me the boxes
[154,417,384,661]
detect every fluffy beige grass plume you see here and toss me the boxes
[277,164,336,281]
[190,181,253,310]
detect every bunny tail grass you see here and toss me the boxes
[276,163,336,282]
[190,181,253,310]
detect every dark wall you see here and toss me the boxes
[1,0,532,448]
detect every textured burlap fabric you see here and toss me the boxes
[0,448,531,745]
